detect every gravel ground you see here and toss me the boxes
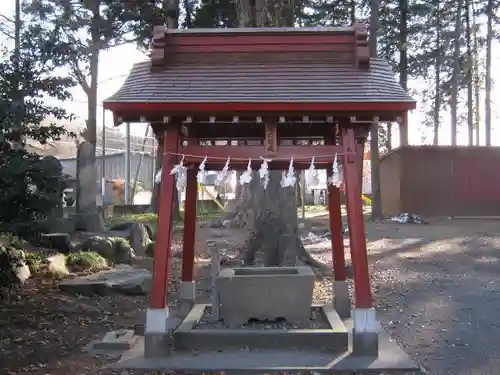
[365,219,500,375]
[6,217,500,375]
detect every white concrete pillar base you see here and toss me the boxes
[144,308,170,358]
[179,280,196,316]
[352,307,379,357]
[332,280,351,318]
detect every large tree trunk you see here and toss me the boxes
[472,0,480,145]
[398,0,408,146]
[433,2,441,145]
[485,0,493,146]
[369,0,383,220]
[236,0,329,272]
[465,0,473,146]
[450,0,462,146]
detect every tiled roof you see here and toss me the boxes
[104,53,413,104]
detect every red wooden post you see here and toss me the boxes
[326,174,346,281]
[181,168,198,282]
[150,124,180,309]
[341,128,372,309]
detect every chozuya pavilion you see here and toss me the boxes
[102,23,419,374]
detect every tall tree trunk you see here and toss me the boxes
[485,0,493,146]
[465,0,474,146]
[450,0,462,146]
[12,0,23,144]
[433,3,441,145]
[86,1,101,151]
[149,0,181,213]
[472,0,480,145]
[398,0,408,146]
[369,0,383,220]
[350,0,356,25]
[238,0,328,272]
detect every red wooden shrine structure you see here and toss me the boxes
[104,24,415,358]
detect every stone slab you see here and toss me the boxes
[174,304,348,353]
[59,265,151,296]
[93,330,137,350]
[107,326,420,373]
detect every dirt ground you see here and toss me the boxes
[2,217,500,375]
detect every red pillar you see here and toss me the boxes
[341,128,372,309]
[326,173,347,281]
[150,124,180,309]
[181,168,198,282]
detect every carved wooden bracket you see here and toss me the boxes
[151,26,167,67]
[353,23,370,69]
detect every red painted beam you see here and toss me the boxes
[327,177,347,281]
[181,168,198,282]
[150,125,180,309]
[168,43,354,54]
[169,33,356,47]
[341,128,372,309]
[179,145,345,166]
[103,101,416,113]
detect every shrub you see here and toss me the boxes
[0,245,25,299]
[0,149,68,239]
[25,251,43,273]
[66,251,107,271]
[112,237,135,264]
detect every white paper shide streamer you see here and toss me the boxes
[154,168,163,184]
[328,153,342,188]
[258,157,271,189]
[280,158,297,188]
[197,155,208,185]
[305,157,319,187]
[215,157,231,187]
[239,158,253,185]
[169,155,187,191]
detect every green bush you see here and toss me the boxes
[25,251,43,273]
[66,251,107,271]
[112,237,134,263]
[0,149,68,239]
[0,245,24,294]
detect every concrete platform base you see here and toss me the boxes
[93,330,137,351]
[106,322,420,373]
[174,304,348,352]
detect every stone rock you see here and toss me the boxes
[113,237,136,264]
[39,217,75,234]
[109,222,154,239]
[81,236,115,260]
[80,236,135,264]
[129,223,153,256]
[7,249,31,284]
[59,264,152,296]
[46,253,70,276]
[41,233,73,254]
[208,219,223,228]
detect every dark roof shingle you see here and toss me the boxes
[104,53,413,104]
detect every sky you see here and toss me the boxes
[1,1,499,146]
